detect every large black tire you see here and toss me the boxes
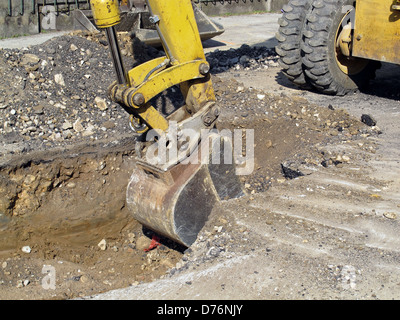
[275,0,313,87]
[301,0,380,95]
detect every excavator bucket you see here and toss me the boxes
[126,135,245,246]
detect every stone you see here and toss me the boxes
[239,55,250,66]
[383,212,397,220]
[33,105,44,114]
[102,120,115,129]
[20,54,40,66]
[127,233,136,243]
[342,155,350,162]
[73,119,84,133]
[23,174,36,186]
[62,120,73,130]
[21,246,31,253]
[82,123,95,137]
[94,97,108,111]
[136,235,152,251]
[66,182,76,188]
[54,73,65,86]
[361,114,377,127]
[98,239,107,250]
[20,54,40,71]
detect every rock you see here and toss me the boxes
[23,174,36,186]
[62,120,73,130]
[342,155,350,162]
[46,47,56,54]
[54,73,65,86]
[20,53,40,66]
[21,246,31,253]
[70,44,78,51]
[136,235,152,251]
[82,123,95,137]
[361,114,377,127]
[257,94,265,100]
[80,275,89,283]
[239,55,250,66]
[63,130,73,139]
[335,155,343,162]
[127,233,136,243]
[73,119,84,133]
[207,246,221,258]
[265,140,273,149]
[33,105,44,114]
[383,212,397,220]
[94,97,108,111]
[281,164,304,179]
[20,54,40,71]
[160,258,176,269]
[66,182,76,188]
[102,120,115,129]
[98,239,107,250]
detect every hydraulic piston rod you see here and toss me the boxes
[90,0,127,85]
[105,26,127,85]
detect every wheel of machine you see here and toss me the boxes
[301,0,380,95]
[275,0,314,87]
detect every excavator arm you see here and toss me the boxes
[89,0,244,246]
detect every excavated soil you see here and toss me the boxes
[0,31,382,299]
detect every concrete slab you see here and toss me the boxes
[203,13,280,52]
[0,31,69,49]
[0,13,280,51]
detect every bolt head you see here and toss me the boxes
[199,63,210,75]
[132,93,145,106]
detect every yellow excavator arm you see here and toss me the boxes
[89,0,244,246]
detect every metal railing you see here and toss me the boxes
[6,0,91,17]
[193,0,263,4]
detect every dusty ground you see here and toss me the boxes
[87,64,400,300]
[0,16,399,300]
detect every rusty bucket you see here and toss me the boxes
[126,135,245,246]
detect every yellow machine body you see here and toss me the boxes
[90,0,121,28]
[352,0,400,65]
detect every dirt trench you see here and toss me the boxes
[0,139,186,299]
